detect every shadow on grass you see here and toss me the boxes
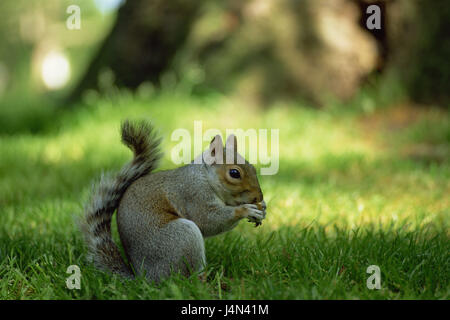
[0,93,67,135]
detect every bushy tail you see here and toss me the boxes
[80,120,162,277]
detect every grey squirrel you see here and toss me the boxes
[81,120,266,282]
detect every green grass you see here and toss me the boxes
[0,89,448,299]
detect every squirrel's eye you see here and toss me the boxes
[229,168,241,179]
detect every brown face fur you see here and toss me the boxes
[204,134,264,206]
[211,144,263,206]
[214,163,263,205]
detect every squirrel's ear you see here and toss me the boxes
[225,134,237,153]
[204,134,223,165]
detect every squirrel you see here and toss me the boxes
[81,120,266,282]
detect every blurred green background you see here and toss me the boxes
[0,0,449,126]
[0,0,449,299]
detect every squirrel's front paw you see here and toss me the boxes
[235,203,265,227]
[256,200,267,218]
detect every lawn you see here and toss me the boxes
[0,89,448,299]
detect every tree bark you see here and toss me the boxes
[68,0,202,103]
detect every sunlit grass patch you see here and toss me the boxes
[0,90,448,299]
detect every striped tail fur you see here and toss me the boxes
[80,120,162,277]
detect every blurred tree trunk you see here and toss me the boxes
[386,0,450,106]
[68,0,202,102]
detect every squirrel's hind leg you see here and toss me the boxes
[130,218,206,283]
